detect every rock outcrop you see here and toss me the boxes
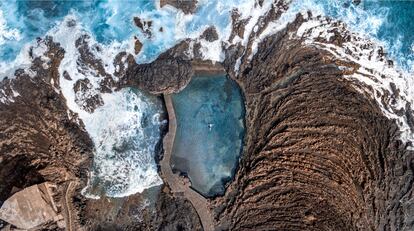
[79,185,202,231]
[210,12,414,231]
[1,1,414,231]
[159,0,198,14]
[122,52,193,94]
[0,38,93,230]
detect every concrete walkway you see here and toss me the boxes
[62,181,78,231]
[160,94,215,231]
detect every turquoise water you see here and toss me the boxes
[1,0,412,69]
[0,0,155,61]
[0,0,237,64]
[171,75,245,197]
[1,0,413,197]
[364,1,414,70]
[295,0,414,70]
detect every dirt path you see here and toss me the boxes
[160,94,215,231]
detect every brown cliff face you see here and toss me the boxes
[211,15,414,231]
[0,38,202,230]
[0,38,94,229]
[1,2,414,230]
[0,38,93,200]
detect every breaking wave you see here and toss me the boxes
[1,0,413,197]
[81,88,165,198]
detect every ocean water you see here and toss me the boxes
[364,1,414,70]
[0,0,413,198]
[292,0,414,71]
[171,75,245,197]
[0,0,413,70]
[81,88,167,198]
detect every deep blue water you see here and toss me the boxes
[364,1,414,70]
[171,75,245,197]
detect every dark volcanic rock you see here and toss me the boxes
[159,0,198,14]
[73,78,104,113]
[0,38,93,228]
[113,52,136,78]
[212,13,414,231]
[75,35,110,79]
[134,37,143,55]
[201,26,219,42]
[154,188,203,231]
[80,186,202,231]
[134,17,153,38]
[122,52,193,94]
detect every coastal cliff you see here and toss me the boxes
[211,13,414,230]
[0,1,413,231]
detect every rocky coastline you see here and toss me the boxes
[0,1,413,231]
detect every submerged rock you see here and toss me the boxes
[1,1,414,230]
[201,26,219,42]
[159,0,198,14]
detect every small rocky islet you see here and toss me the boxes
[1,0,414,231]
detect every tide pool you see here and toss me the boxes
[171,75,245,197]
[1,0,413,199]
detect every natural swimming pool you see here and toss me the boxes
[171,75,245,197]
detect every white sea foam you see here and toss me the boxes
[198,37,224,62]
[293,15,414,149]
[1,0,413,197]
[0,10,21,46]
[47,15,163,198]
[81,89,163,198]
[214,0,414,149]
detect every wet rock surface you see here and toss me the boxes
[1,1,414,231]
[134,17,153,38]
[159,0,198,14]
[200,26,219,42]
[79,186,202,231]
[154,187,203,231]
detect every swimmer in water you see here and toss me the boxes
[208,123,214,131]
